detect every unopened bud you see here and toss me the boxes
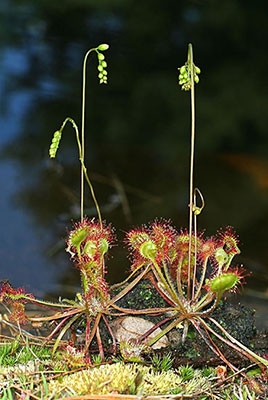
[97,44,109,51]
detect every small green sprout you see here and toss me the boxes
[91,353,103,365]
[177,364,195,381]
[151,353,174,372]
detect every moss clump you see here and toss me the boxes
[48,362,211,396]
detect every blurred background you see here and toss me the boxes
[0,0,267,327]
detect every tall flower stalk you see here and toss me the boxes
[80,43,109,224]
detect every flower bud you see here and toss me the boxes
[192,205,201,215]
[98,53,105,60]
[97,44,109,51]
[98,65,103,72]
[101,61,107,68]
[195,66,201,74]
[194,75,199,83]
[49,130,62,158]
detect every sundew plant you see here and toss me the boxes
[0,43,267,372]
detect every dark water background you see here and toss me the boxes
[0,0,267,327]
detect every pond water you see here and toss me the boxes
[0,1,267,328]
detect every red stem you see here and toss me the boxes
[42,315,70,346]
[102,314,117,355]
[147,273,176,307]
[95,325,104,361]
[192,318,237,372]
[85,315,91,349]
[84,313,101,353]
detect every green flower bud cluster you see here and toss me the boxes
[96,44,109,84]
[49,130,62,158]
[178,64,201,91]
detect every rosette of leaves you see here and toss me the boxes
[126,220,268,369]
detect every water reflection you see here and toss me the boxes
[0,0,267,328]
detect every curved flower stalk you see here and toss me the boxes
[49,117,102,228]
[49,43,109,224]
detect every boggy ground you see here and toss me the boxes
[1,282,268,399]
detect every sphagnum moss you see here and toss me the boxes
[47,362,211,396]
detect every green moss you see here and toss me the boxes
[48,362,211,396]
[0,340,58,368]
[177,364,195,381]
[185,348,201,359]
[246,367,262,377]
[186,326,196,339]
[114,280,168,312]
[201,367,216,377]
[151,353,173,371]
